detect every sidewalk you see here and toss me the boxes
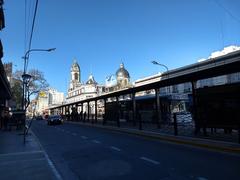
[66,121,240,155]
[0,129,60,180]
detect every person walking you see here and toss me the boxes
[3,108,10,131]
[0,107,4,129]
[83,111,87,122]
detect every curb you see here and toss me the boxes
[66,121,240,154]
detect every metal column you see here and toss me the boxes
[103,99,107,125]
[81,102,83,121]
[155,88,161,128]
[95,100,97,123]
[132,93,136,126]
[80,103,83,112]
[116,96,120,127]
[87,102,90,122]
[191,81,205,135]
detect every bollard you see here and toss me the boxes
[117,119,120,127]
[102,114,105,125]
[91,114,94,124]
[173,113,178,136]
[138,113,142,130]
[117,113,120,128]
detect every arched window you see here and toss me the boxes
[74,73,78,81]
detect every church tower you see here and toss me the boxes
[69,59,81,90]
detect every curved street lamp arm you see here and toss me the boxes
[23,48,56,73]
[151,61,169,72]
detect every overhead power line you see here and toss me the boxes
[25,0,39,72]
[24,0,26,54]
[24,0,34,55]
[213,0,240,24]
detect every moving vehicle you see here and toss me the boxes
[47,115,63,125]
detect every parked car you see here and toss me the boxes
[47,115,63,125]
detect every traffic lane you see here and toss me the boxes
[32,121,170,180]
[52,122,240,180]
[62,143,169,180]
[32,121,240,180]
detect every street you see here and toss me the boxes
[32,120,240,180]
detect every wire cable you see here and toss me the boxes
[25,0,39,73]
[213,0,240,24]
[24,0,27,54]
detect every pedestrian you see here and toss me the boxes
[102,113,105,125]
[70,110,74,121]
[83,111,87,122]
[74,110,79,121]
[3,108,10,131]
[80,111,83,121]
[0,107,4,129]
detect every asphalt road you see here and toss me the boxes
[31,120,240,180]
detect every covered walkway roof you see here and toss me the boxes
[51,50,240,109]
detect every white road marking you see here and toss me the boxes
[140,157,160,165]
[0,150,43,157]
[92,140,101,144]
[110,146,121,151]
[0,158,45,165]
[81,136,88,139]
[197,177,208,180]
[43,149,63,180]
[31,130,63,180]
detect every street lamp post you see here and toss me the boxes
[151,60,170,94]
[151,60,171,127]
[22,48,55,143]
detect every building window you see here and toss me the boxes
[172,85,178,93]
[74,73,78,81]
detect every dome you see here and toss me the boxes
[86,74,97,85]
[116,63,130,79]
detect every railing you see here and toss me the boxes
[62,111,240,143]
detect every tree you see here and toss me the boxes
[11,69,49,109]
[27,69,49,98]
[11,79,22,110]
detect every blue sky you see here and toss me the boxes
[2,0,240,94]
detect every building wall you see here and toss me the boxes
[35,88,65,115]
[0,1,12,109]
[36,96,48,115]
[48,88,64,105]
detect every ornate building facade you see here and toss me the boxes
[66,60,105,113]
[65,61,132,114]
[105,63,131,93]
